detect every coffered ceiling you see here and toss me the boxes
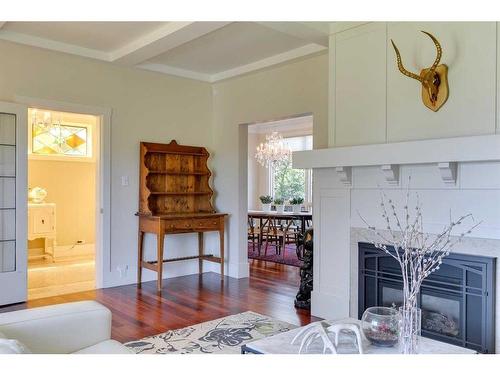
[0,21,330,82]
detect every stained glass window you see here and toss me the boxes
[32,122,89,157]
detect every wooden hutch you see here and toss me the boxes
[136,140,227,291]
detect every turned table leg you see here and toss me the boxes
[156,232,164,291]
[137,231,144,286]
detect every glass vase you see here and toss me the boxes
[398,305,421,354]
[361,307,399,347]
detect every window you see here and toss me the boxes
[32,122,89,157]
[270,135,313,204]
[28,108,95,161]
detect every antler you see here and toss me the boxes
[420,31,442,72]
[390,39,423,82]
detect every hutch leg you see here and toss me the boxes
[137,231,144,286]
[156,232,165,291]
[198,232,204,274]
[219,228,224,280]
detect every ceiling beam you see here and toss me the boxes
[257,22,329,47]
[111,22,231,66]
[0,30,109,61]
[210,43,327,82]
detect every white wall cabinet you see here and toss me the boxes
[333,23,387,147]
[330,22,499,147]
[28,202,56,261]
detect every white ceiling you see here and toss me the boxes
[0,21,329,82]
[248,114,313,134]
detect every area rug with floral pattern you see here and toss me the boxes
[124,311,296,354]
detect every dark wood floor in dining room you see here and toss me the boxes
[0,260,315,343]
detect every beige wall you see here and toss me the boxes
[212,52,329,277]
[330,22,499,147]
[0,39,214,286]
[28,160,96,248]
[0,38,329,284]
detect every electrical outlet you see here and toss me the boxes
[121,175,129,186]
[116,265,129,278]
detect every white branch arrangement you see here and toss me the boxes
[358,177,480,352]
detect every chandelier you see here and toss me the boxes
[31,109,66,146]
[255,131,291,168]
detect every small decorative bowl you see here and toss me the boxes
[361,306,400,347]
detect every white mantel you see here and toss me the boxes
[293,134,500,169]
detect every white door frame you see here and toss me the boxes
[15,95,111,289]
[0,101,27,305]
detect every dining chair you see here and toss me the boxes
[248,217,261,255]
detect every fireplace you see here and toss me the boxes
[358,242,496,353]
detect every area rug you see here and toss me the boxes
[124,311,297,354]
[248,243,303,267]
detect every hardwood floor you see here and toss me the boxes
[0,259,315,343]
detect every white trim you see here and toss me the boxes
[380,164,400,185]
[0,30,110,61]
[14,95,112,290]
[248,114,313,134]
[141,44,327,83]
[210,44,327,82]
[335,166,352,186]
[137,63,213,82]
[111,22,231,66]
[0,23,327,84]
[257,22,329,47]
[0,101,28,305]
[437,162,458,185]
[329,22,372,35]
[294,134,500,169]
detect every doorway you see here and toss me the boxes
[246,114,313,268]
[26,108,98,300]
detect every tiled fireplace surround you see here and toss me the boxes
[310,161,500,353]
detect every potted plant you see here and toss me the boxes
[274,198,285,214]
[259,195,273,212]
[290,197,304,214]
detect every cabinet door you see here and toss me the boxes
[32,208,54,234]
[0,102,27,306]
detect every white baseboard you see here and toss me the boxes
[228,261,250,279]
[28,243,95,260]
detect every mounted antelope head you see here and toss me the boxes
[391,31,449,112]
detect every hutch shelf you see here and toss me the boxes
[136,140,227,291]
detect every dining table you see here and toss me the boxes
[248,210,313,249]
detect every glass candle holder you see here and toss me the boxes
[361,306,400,347]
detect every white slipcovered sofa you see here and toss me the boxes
[0,300,132,354]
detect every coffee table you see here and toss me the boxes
[241,318,477,354]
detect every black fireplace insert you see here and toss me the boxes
[358,242,496,353]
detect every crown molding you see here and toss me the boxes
[257,22,329,47]
[137,63,212,82]
[0,22,328,84]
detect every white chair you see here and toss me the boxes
[0,300,133,354]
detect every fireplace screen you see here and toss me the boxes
[380,285,461,338]
[358,243,495,353]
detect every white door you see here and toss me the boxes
[0,102,27,306]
